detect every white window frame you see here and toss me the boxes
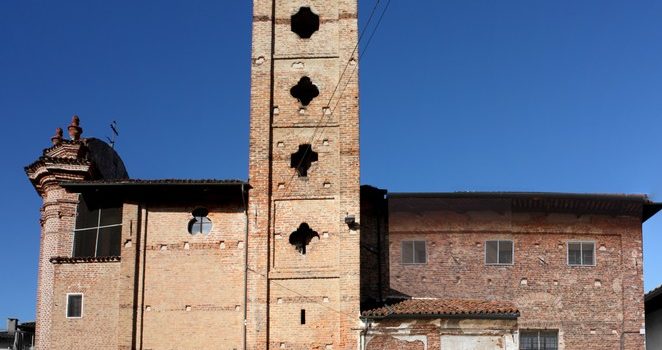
[401,240,427,265]
[567,241,596,267]
[484,240,515,266]
[66,293,84,319]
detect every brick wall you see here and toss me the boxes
[248,0,362,349]
[51,263,120,349]
[135,201,247,350]
[387,196,647,349]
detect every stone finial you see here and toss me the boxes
[51,127,63,145]
[68,115,83,140]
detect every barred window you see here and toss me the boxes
[401,241,426,264]
[485,240,514,265]
[520,330,558,350]
[73,195,122,257]
[568,241,595,266]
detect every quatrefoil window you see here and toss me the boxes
[291,7,319,39]
[289,223,320,254]
[291,144,318,177]
[290,77,319,106]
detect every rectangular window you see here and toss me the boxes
[567,241,595,266]
[520,330,558,350]
[66,294,83,318]
[401,241,426,264]
[73,195,122,257]
[485,240,514,265]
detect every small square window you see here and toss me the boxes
[66,294,83,318]
[401,241,426,264]
[520,330,558,350]
[485,240,514,265]
[568,241,595,266]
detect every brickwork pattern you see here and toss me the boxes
[387,197,646,349]
[135,202,247,350]
[248,0,361,348]
[26,140,96,349]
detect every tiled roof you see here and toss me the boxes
[361,298,519,319]
[388,192,662,222]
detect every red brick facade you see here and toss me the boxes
[248,1,361,349]
[25,1,657,350]
[379,195,651,349]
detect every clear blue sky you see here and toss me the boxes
[1,0,661,322]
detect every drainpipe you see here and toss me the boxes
[360,318,372,350]
[241,184,249,350]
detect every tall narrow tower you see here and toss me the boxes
[247,0,361,349]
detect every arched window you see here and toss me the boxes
[188,208,212,235]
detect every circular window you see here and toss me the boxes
[188,208,212,235]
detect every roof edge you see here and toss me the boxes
[388,191,650,202]
[361,311,520,321]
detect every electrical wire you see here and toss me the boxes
[279,0,391,200]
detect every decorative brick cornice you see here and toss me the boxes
[49,256,121,264]
[42,139,86,156]
[25,156,92,173]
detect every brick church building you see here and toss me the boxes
[25,0,659,349]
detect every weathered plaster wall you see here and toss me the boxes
[365,318,518,350]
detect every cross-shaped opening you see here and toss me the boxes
[290,144,318,177]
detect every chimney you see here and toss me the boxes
[7,318,17,336]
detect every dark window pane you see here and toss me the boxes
[99,206,122,226]
[97,226,121,256]
[75,197,100,230]
[519,332,536,350]
[520,330,557,350]
[582,243,594,265]
[499,240,513,264]
[414,241,426,264]
[401,241,413,264]
[568,243,582,265]
[73,229,97,257]
[540,331,558,349]
[67,294,82,318]
[486,241,498,264]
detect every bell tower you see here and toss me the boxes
[247,0,361,349]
